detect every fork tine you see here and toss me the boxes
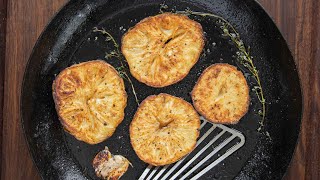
[190,134,245,180]
[180,134,237,180]
[139,165,152,180]
[153,165,169,180]
[169,129,226,180]
[160,124,216,180]
[145,166,159,180]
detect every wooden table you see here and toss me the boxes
[1,0,319,179]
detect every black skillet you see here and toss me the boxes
[21,0,302,179]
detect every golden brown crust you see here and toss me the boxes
[130,93,200,166]
[122,13,204,87]
[52,60,127,144]
[191,64,249,124]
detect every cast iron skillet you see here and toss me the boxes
[21,0,302,179]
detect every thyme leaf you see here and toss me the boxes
[159,3,169,13]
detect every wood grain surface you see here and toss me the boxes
[0,0,6,176]
[0,0,7,176]
[1,0,319,179]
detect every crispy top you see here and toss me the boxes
[53,60,127,144]
[130,93,200,166]
[192,64,249,124]
[122,13,204,87]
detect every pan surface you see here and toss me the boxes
[21,0,302,179]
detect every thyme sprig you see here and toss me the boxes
[221,24,266,130]
[159,3,169,13]
[93,27,122,61]
[93,27,140,105]
[176,9,266,130]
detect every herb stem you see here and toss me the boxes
[123,72,140,105]
[93,27,140,106]
[93,27,120,49]
[176,10,266,128]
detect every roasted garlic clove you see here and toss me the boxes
[93,147,131,180]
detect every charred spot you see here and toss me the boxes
[165,38,172,44]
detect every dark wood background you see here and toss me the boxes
[0,0,319,179]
